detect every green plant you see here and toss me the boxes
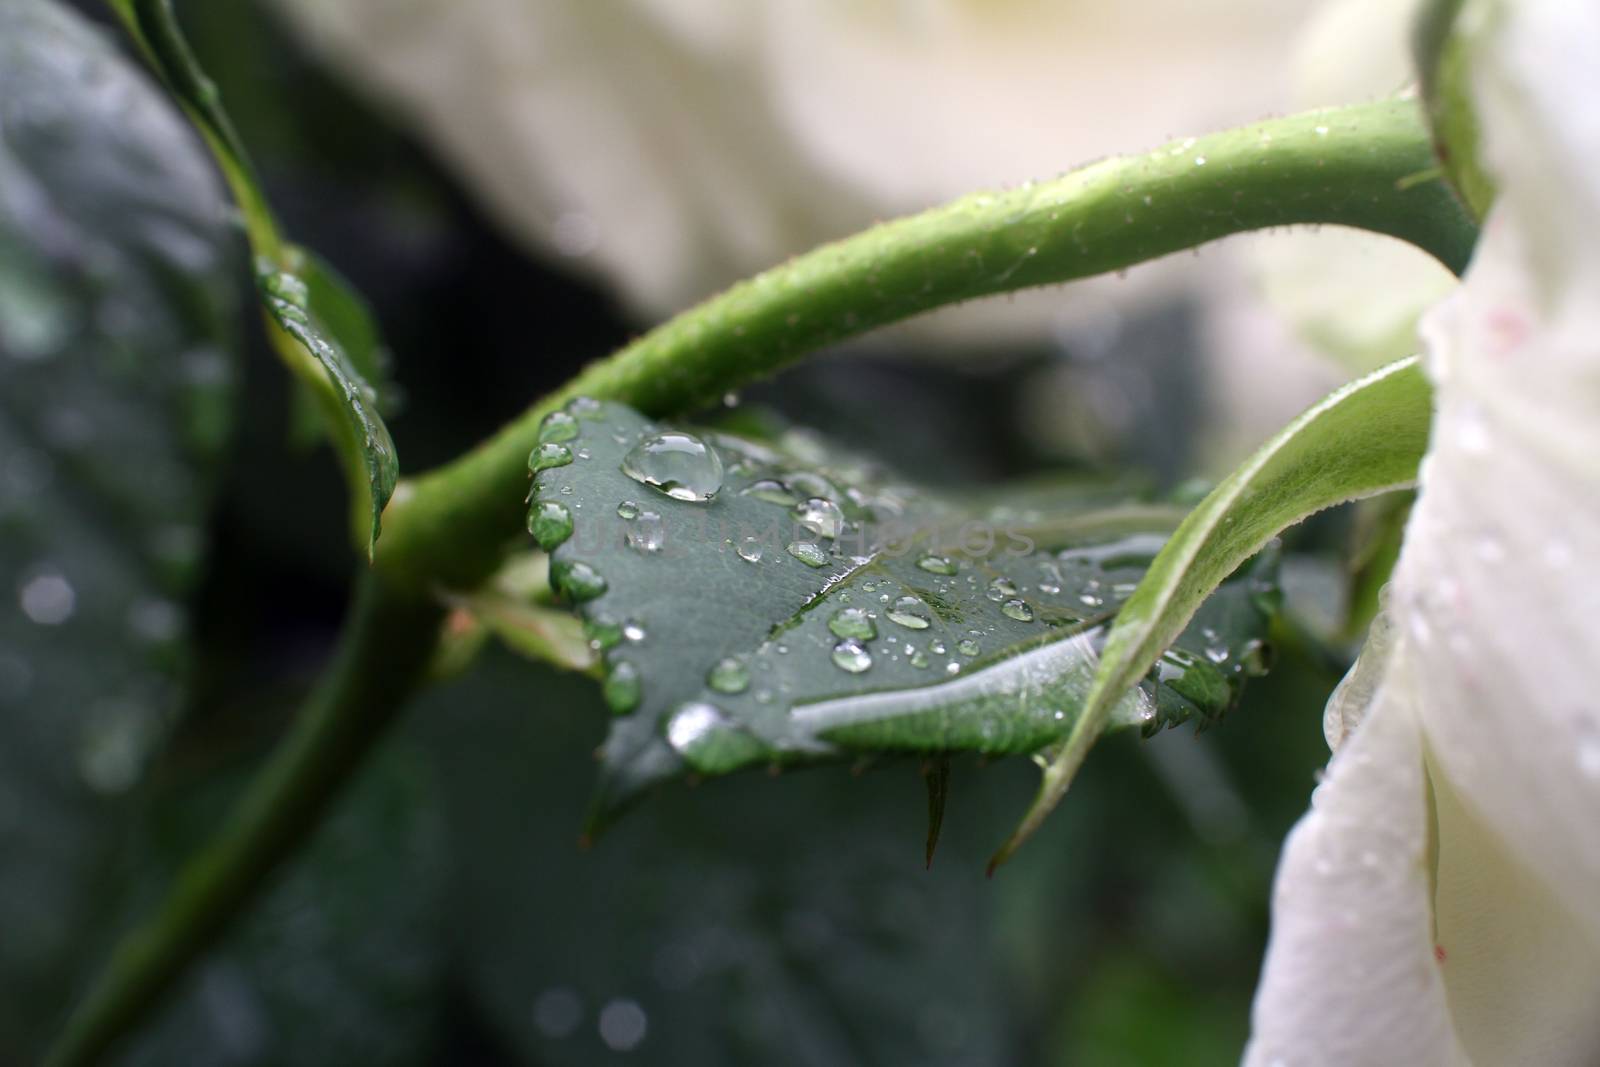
[6,0,1500,1062]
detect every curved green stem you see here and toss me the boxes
[44,576,442,1067]
[378,97,1474,590]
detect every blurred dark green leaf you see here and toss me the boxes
[0,0,237,1057]
[113,738,445,1067]
[528,401,1274,830]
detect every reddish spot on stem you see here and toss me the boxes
[1434,944,1448,964]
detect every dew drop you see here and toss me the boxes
[529,442,573,474]
[787,541,829,567]
[528,500,573,550]
[616,500,639,519]
[917,554,958,576]
[736,537,764,563]
[986,577,1018,602]
[1000,598,1035,622]
[625,511,665,554]
[603,660,641,714]
[957,638,980,657]
[566,396,603,418]
[621,430,723,502]
[831,638,873,674]
[794,497,844,540]
[623,620,647,643]
[886,595,932,630]
[707,657,750,694]
[586,615,623,650]
[666,701,726,752]
[909,649,930,669]
[828,606,877,641]
[552,559,607,602]
[538,410,579,444]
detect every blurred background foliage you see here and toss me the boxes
[0,0,1376,1062]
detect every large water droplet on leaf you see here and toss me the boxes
[552,559,607,602]
[603,660,641,714]
[886,595,932,630]
[1000,598,1035,623]
[707,657,750,694]
[625,510,665,554]
[620,430,723,502]
[529,442,573,474]
[831,638,873,674]
[527,500,573,551]
[794,497,844,540]
[538,410,579,444]
[827,606,877,641]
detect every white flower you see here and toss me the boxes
[1245,2,1600,1063]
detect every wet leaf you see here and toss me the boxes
[528,401,1276,833]
[0,0,237,1054]
[258,255,398,555]
[108,0,398,555]
[995,357,1430,868]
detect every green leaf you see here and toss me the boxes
[0,0,237,1055]
[114,740,445,1067]
[993,357,1431,870]
[107,0,399,555]
[528,401,1277,835]
[259,257,399,555]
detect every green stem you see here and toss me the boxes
[378,97,1474,591]
[44,576,442,1067]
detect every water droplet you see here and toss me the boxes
[552,559,607,602]
[566,396,603,418]
[707,657,750,694]
[666,701,726,752]
[603,661,641,714]
[262,270,309,307]
[1001,598,1034,622]
[787,541,829,567]
[910,650,930,669]
[794,497,844,540]
[528,500,573,550]
[930,640,947,655]
[616,500,639,519]
[529,442,573,474]
[625,511,665,554]
[623,620,647,643]
[917,554,958,576]
[828,607,877,641]
[586,614,623,650]
[621,430,723,502]
[736,537,764,563]
[18,570,74,626]
[986,577,1018,601]
[831,638,873,674]
[957,638,980,657]
[886,595,932,630]
[740,479,797,506]
[538,410,580,444]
